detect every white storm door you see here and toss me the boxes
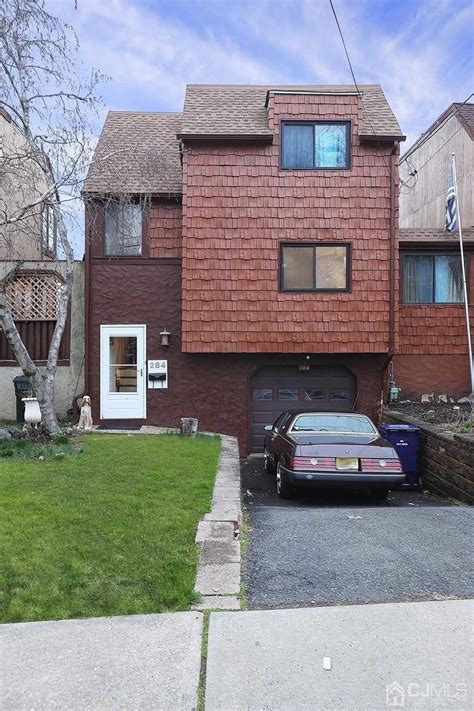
[100,325,146,419]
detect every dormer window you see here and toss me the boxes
[281,121,350,170]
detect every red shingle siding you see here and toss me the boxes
[398,305,474,353]
[181,93,394,353]
[397,254,474,355]
[148,200,182,258]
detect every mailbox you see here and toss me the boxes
[148,360,168,389]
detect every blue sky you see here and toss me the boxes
[49,0,473,150]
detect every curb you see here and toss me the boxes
[193,435,242,610]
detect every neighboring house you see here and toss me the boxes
[84,84,405,452]
[0,106,56,260]
[0,106,85,420]
[397,103,474,398]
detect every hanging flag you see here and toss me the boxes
[445,168,458,232]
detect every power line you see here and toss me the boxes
[400,93,473,165]
[329,0,395,180]
[406,123,464,180]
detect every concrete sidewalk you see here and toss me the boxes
[1,612,202,710]
[206,599,473,710]
[1,601,472,710]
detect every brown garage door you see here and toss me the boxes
[250,364,356,452]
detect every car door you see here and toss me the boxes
[266,412,289,463]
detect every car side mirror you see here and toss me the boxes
[264,425,273,432]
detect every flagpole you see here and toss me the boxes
[451,152,474,398]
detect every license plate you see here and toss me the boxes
[336,457,358,471]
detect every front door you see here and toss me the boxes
[100,325,146,419]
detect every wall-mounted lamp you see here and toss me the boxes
[160,328,171,347]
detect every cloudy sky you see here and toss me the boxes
[50,0,472,150]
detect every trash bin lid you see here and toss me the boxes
[380,423,420,432]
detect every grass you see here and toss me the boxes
[0,433,220,623]
[0,435,74,460]
[197,610,211,711]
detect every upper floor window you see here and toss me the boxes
[42,203,55,255]
[104,202,142,256]
[281,243,349,291]
[281,121,350,170]
[402,254,464,304]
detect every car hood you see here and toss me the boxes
[290,434,398,459]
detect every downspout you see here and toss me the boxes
[382,141,400,404]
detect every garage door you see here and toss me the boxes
[250,364,356,452]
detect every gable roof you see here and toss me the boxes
[179,84,404,140]
[454,102,474,140]
[402,102,474,160]
[84,111,182,194]
[85,84,404,194]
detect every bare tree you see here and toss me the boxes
[0,0,104,433]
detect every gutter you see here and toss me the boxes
[177,132,273,144]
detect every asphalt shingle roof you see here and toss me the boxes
[455,102,474,140]
[180,84,404,139]
[84,112,182,194]
[86,84,404,194]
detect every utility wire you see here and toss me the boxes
[400,93,473,165]
[328,0,395,180]
[405,123,464,180]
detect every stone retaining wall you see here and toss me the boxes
[386,411,474,504]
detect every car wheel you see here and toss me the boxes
[276,462,293,499]
[372,487,390,501]
[264,453,276,475]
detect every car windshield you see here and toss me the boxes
[290,414,377,435]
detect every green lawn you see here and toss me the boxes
[0,434,220,622]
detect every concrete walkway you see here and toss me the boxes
[205,599,473,711]
[1,612,203,710]
[2,600,472,710]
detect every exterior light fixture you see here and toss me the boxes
[160,328,171,347]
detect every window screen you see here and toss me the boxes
[282,122,350,169]
[105,203,142,256]
[402,254,463,304]
[281,244,348,291]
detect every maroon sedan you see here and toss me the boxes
[264,411,405,499]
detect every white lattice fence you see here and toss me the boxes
[5,273,62,320]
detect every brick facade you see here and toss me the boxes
[87,261,386,452]
[181,93,396,353]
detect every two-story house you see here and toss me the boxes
[0,105,84,420]
[398,102,474,399]
[84,84,405,452]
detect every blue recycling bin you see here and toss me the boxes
[379,423,420,487]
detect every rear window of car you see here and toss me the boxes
[289,414,377,434]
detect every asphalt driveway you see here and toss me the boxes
[242,457,474,608]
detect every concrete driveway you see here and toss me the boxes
[242,457,474,608]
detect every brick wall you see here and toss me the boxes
[386,411,474,504]
[181,93,396,353]
[87,261,385,452]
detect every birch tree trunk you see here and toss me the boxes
[0,280,60,433]
[0,0,105,434]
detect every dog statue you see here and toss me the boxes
[77,395,93,431]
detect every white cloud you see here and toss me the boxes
[48,0,472,150]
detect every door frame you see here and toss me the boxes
[100,324,147,420]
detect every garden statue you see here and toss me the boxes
[77,395,93,431]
